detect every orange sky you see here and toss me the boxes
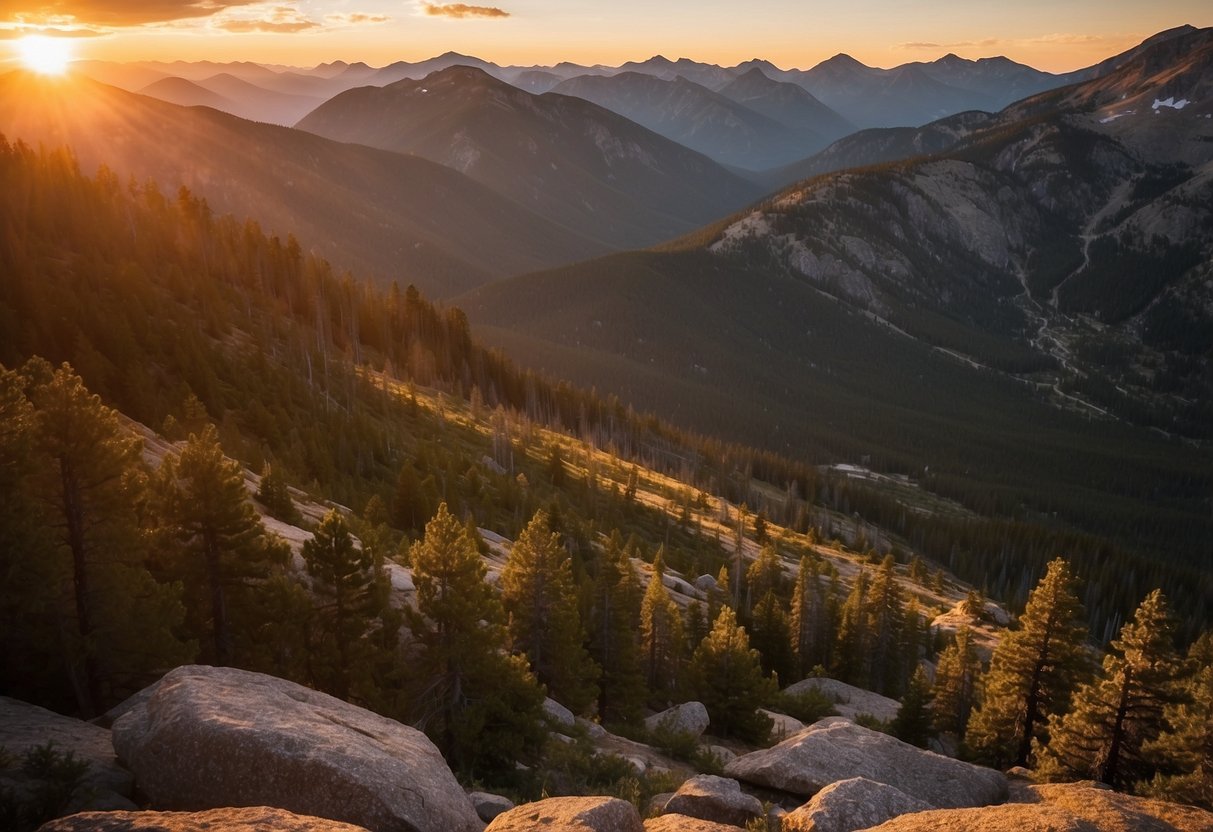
[1,1,1211,72]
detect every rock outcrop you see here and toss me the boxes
[111,665,480,832]
[544,697,577,732]
[37,807,370,831]
[485,796,643,832]
[866,782,1213,832]
[724,717,1006,808]
[644,702,710,737]
[662,775,763,828]
[644,815,746,831]
[469,791,514,822]
[781,678,899,723]
[781,777,931,832]
[1,696,135,813]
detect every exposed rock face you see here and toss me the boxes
[781,777,931,832]
[866,782,1213,831]
[724,718,1006,808]
[0,696,135,812]
[111,665,480,832]
[644,701,710,737]
[759,708,806,739]
[782,678,900,723]
[644,815,746,831]
[485,796,643,832]
[37,807,370,831]
[469,791,514,822]
[544,697,577,732]
[662,775,763,827]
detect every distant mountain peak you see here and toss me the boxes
[936,52,969,66]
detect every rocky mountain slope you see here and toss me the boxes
[296,66,762,250]
[460,27,1213,570]
[0,71,607,296]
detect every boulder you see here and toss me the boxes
[782,677,899,723]
[759,708,806,739]
[866,782,1213,832]
[662,775,763,828]
[781,777,931,832]
[469,791,514,822]
[37,807,370,831]
[544,697,577,732]
[111,665,480,832]
[644,701,710,738]
[0,696,135,813]
[485,796,643,832]
[577,717,608,738]
[644,815,745,831]
[724,717,1006,809]
[693,575,718,593]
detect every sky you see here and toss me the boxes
[0,0,1210,72]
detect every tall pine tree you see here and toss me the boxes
[406,503,544,778]
[641,548,684,701]
[689,606,775,743]
[588,532,646,723]
[500,510,599,714]
[967,558,1090,768]
[1040,589,1182,790]
[931,625,982,741]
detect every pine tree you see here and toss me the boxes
[302,509,376,699]
[406,503,544,777]
[967,558,1090,768]
[689,606,775,743]
[256,461,300,524]
[641,549,685,700]
[1142,632,1213,809]
[892,666,935,748]
[746,543,783,611]
[931,625,981,740]
[26,361,189,714]
[750,590,795,684]
[500,510,600,714]
[789,556,830,677]
[835,569,871,686]
[588,532,646,724]
[160,424,278,666]
[867,555,905,696]
[1040,589,1182,790]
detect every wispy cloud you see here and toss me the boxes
[214,4,318,33]
[0,24,107,38]
[324,12,390,26]
[1021,33,1106,46]
[2,1,260,27]
[898,38,1000,50]
[420,3,510,20]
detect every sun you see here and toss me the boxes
[16,35,74,75]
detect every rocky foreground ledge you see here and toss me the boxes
[2,665,1211,832]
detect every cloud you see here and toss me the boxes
[1021,33,1105,46]
[213,4,318,33]
[421,3,509,19]
[323,12,390,26]
[898,38,1000,50]
[0,24,107,38]
[2,1,260,27]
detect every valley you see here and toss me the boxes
[2,13,1212,832]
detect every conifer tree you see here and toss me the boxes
[302,509,376,699]
[746,543,783,611]
[931,625,981,740]
[641,549,685,700]
[867,555,905,695]
[588,532,646,723]
[406,503,544,777]
[789,556,829,677]
[1142,632,1213,809]
[967,558,1090,768]
[26,361,189,714]
[892,665,935,748]
[256,461,300,524]
[750,590,795,684]
[1040,589,1182,790]
[835,569,871,686]
[160,424,278,666]
[689,606,775,743]
[501,510,599,714]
